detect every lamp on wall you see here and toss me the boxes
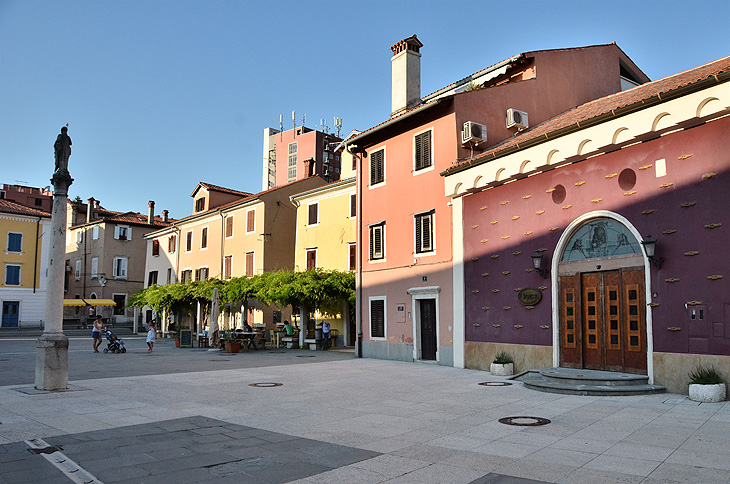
[641,235,664,269]
[531,252,549,279]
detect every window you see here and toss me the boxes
[224,256,232,279]
[246,209,255,233]
[415,210,434,254]
[306,249,316,271]
[201,227,208,249]
[350,194,356,218]
[186,231,192,252]
[196,267,209,281]
[288,142,298,182]
[225,216,234,238]
[7,233,22,253]
[75,260,82,280]
[308,203,318,226]
[168,234,176,253]
[349,243,356,271]
[245,252,254,277]
[414,130,433,171]
[152,239,160,256]
[369,223,385,260]
[91,257,98,279]
[148,271,158,286]
[195,197,205,213]
[92,225,99,240]
[166,268,172,284]
[112,294,126,316]
[113,257,128,279]
[114,225,131,241]
[5,265,20,286]
[181,269,193,284]
[370,149,384,185]
[34,198,43,207]
[370,297,386,338]
[76,230,83,244]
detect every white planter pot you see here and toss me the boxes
[490,362,514,376]
[689,383,726,403]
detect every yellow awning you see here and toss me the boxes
[63,298,117,307]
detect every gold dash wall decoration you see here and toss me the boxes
[503,306,511,310]
[525,305,535,310]
[678,154,692,160]
[540,325,550,329]
[639,164,653,170]
[472,257,479,261]
[481,239,488,243]
[525,268,534,273]
[472,290,480,294]
[492,289,501,293]
[708,275,723,280]
[501,235,511,239]
[605,173,618,178]
[591,198,603,203]
[502,271,510,275]
[562,204,573,209]
[549,227,560,231]
[687,300,703,306]
[648,303,660,307]
[546,188,556,193]
[665,278,680,283]
[536,248,547,252]
[575,181,586,186]
[524,231,533,235]
[480,206,488,210]
[493,324,501,328]
[471,225,479,229]
[702,172,717,179]
[667,327,682,332]
[482,307,490,311]
[536,210,545,215]
[513,324,522,328]
[642,209,656,215]
[491,254,500,259]
[705,223,722,229]
[513,251,522,256]
[512,215,520,220]
[523,195,532,199]
[684,251,700,256]
[538,286,548,290]
[624,191,637,196]
[491,220,498,225]
[481,272,489,277]
[659,183,674,188]
[513,288,523,292]
[500,201,509,205]
[681,202,696,208]
[662,229,677,234]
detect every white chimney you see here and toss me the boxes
[391,34,423,116]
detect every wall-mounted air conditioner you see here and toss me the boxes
[506,108,529,130]
[462,121,487,144]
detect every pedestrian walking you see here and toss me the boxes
[322,321,331,350]
[92,315,105,353]
[146,322,157,352]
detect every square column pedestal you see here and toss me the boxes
[35,334,69,390]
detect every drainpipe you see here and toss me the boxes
[33,216,41,293]
[348,144,364,357]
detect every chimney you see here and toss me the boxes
[148,200,155,224]
[86,197,95,223]
[94,199,100,209]
[162,210,169,223]
[391,34,423,116]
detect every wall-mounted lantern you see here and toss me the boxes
[641,235,664,269]
[531,252,549,279]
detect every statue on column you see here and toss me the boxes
[54,126,72,173]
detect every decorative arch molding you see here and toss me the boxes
[494,167,506,182]
[577,139,593,156]
[472,175,483,189]
[450,182,462,198]
[519,160,533,174]
[612,127,632,145]
[550,210,655,382]
[696,96,722,117]
[546,149,560,165]
[651,112,673,132]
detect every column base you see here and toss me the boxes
[35,333,69,391]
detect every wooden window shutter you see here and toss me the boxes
[152,239,160,256]
[349,243,356,271]
[370,224,384,260]
[415,131,432,170]
[226,216,233,237]
[370,299,385,338]
[370,150,384,185]
[201,227,208,248]
[247,210,255,232]
[224,256,232,279]
[308,204,318,225]
[245,252,254,277]
[350,194,356,217]
[306,250,316,270]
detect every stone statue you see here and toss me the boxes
[54,126,72,172]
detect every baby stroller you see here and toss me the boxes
[103,329,126,353]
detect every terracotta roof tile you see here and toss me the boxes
[191,182,253,198]
[0,199,51,217]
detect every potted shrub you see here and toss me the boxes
[168,328,181,348]
[491,351,514,376]
[688,365,726,403]
[221,332,241,354]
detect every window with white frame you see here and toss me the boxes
[92,225,99,240]
[5,264,20,286]
[148,271,158,286]
[114,225,131,241]
[7,233,22,253]
[288,142,298,182]
[201,227,208,249]
[306,249,316,270]
[75,230,83,244]
[414,130,433,171]
[369,222,385,260]
[75,259,82,280]
[225,216,234,238]
[307,203,318,226]
[167,268,172,284]
[91,257,98,279]
[350,194,356,218]
[245,252,254,277]
[246,209,255,234]
[113,257,128,279]
[224,256,232,279]
[369,297,386,338]
[186,231,192,251]
[415,210,434,254]
[168,234,176,253]
[370,149,384,185]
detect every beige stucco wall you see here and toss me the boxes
[654,352,730,396]
[464,341,552,373]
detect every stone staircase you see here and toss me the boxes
[511,367,666,396]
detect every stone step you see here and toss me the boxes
[512,368,666,396]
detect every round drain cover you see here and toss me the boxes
[499,416,551,426]
[296,355,315,358]
[248,382,283,388]
[479,381,512,386]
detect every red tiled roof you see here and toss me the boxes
[443,54,730,175]
[191,182,253,198]
[0,199,51,217]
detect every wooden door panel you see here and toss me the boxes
[559,275,581,368]
[603,271,623,371]
[581,273,602,369]
[622,269,647,372]
[419,299,437,361]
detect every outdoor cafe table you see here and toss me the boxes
[240,332,263,350]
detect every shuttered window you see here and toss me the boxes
[370,149,384,185]
[306,249,316,270]
[245,252,254,277]
[349,243,356,271]
[186,231,192,251]
[7,233,22,252]
[415,131,432,171]
[369,223,385,260]
[168,235,176,253]
[201,227,208,249]
[224,256,232,279]
[415,210,434,254]
[225,216,233,237]
[350,194,356,218]
[246,210,255,233]
[370,298,385,338]
[152,239,160,256]
[308,203,318,225]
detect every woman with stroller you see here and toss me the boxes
[146,322,157,352]
[92,315,105,353]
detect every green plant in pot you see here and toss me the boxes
[490,351,514,376]
[221,332,242,353]
[688,365,726,403]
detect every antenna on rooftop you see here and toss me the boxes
[292,110,296,131]
[334,117,342,137]
[302,113,306,127]
[322,118,328,134]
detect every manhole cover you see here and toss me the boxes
[209,359,230,362]
[478,381,512,386]
[248,382,283,388]
[296,355,315,358]
[499,416,551,426]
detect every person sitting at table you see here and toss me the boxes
[243,321,253,332]
[283,320,295,335]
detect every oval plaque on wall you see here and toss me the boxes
[517,288,542,306]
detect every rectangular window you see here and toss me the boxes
[245,252,254,277]
[349,243,356,271]
[224,256,232,280]
[181,269,192,284]
[350,194,356,218]
[370,297,386,338]
[370,149,384,185]
[91,257,98,279]
[92,225,99,240]
[308,203,318,226]
[113,257,128,279]
[415,210,434,254]
[76,230,83,244]
[415,130,433,171]
[168,235,176,253]
[7,233,22,253]
[195,198,205,213]
[288,142,298,182]
[34,198,43,207]
[167,268,172,284]
[148,271,158,286]
[5,265,20,286]
[306,249,316,271]
[114,225,131,241]
[75,260,82,280]
[186,231,192,252]
[152,239,160,256]
[225,216,234,238]
[246,210,255,233]
[201,227,208,249]
[112,294,126,316]
[370,223,385,260]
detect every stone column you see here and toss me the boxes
[35,167,73,390]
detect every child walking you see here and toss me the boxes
[146,322,157,352]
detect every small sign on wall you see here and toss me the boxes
[396,304,406,323]
[517,288,542,306]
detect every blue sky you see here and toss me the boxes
[1,0,728,219]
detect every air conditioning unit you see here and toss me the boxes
[506,108,529,130]
[462,121,487,144]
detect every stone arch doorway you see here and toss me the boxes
[553,214,650,374]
